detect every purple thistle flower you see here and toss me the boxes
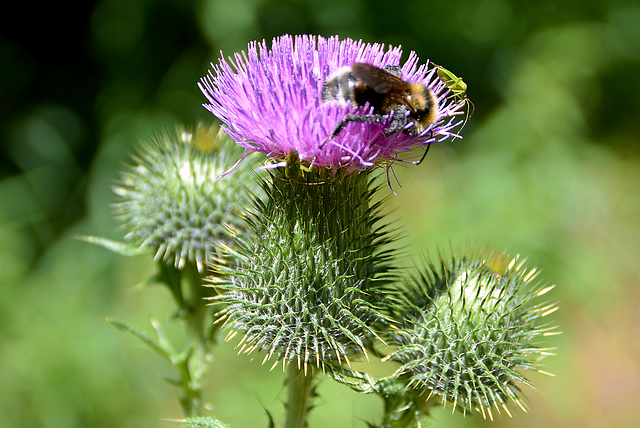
[199,34,466,176]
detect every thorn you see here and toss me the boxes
[425,390,434,402]
[362,347,369,362]
[514,398,527,413]
[343,353,352,369]
[502,404,512,418]
[537,285,555,296]
[304,348,310,371]
[397,403,411,412]
[523,268,537,282]
[479,403,487,420]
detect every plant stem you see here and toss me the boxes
[284,363,315,428]
[376,389,439,428]
[179,262,212,417]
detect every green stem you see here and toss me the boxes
[186,262,208,361]
[284,363,315,428]
[179,262,212,417]
[378,390,438,428]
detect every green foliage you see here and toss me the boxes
[99,258,218,418]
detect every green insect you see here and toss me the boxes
[280,150,325,184]
[434,63,474,140]
[283,150,303,181]
[417,64,474,164]
[435,64,470,102]
[435,63,474,114]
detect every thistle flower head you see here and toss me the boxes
[199,34,466,176]
[385,247,558,419]
[113,126,261,272]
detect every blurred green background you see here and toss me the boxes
[1,0,639,427]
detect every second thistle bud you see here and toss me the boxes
[384,248,558,420]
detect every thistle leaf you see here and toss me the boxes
[76,235,149,257]
[102,316,172,362]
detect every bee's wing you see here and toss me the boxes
[351,63,408,94]
[351,63,414,110]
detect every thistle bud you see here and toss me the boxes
[113,125,261,272]
[385,247,558,419]
[214,169,398,371]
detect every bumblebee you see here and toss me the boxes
[322,63,439,139]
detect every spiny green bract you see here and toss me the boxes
[114,125,262,272]
[385,247,558,420]
[213,169,398,371]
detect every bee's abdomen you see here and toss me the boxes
[322,67,357,103]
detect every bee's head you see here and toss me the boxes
[407,84,438,131]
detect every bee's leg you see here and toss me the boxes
[320,114,385,148]
[383,105,410,135]
[330,114,387,138]
[416,142,432,164]
[416,129,435,164]
[320,110,392,149]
